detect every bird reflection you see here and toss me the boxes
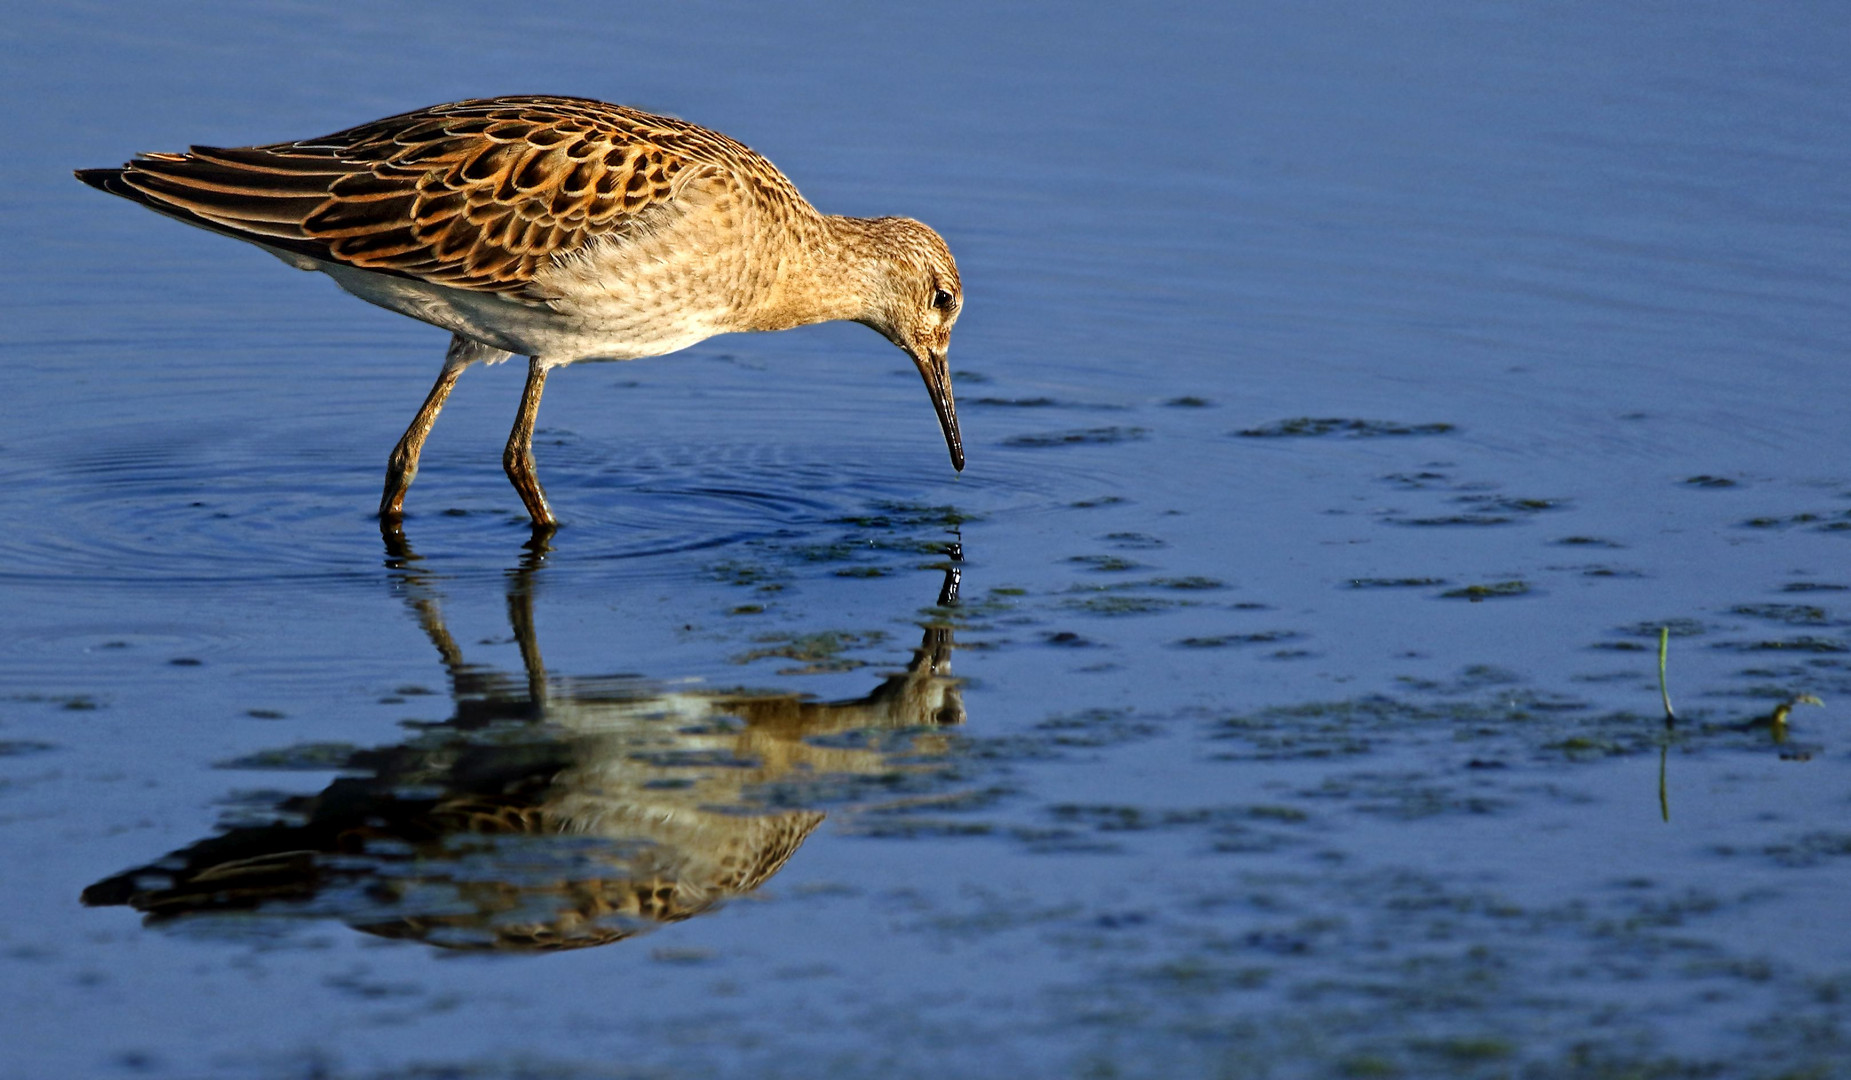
[84,546,964,951]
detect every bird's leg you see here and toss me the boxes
[504,357,557,529]
[379,366,462,521]
[380,335,509,522]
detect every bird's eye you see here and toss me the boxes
[931,288,954,310]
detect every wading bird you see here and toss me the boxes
[77,96,964,529]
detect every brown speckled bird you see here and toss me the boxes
[77,96,964,528]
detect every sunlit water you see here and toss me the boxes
[4,4,1851,1078]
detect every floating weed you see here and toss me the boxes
[649,947,716,966]
[1555,536,1625,548]
[214,743,361,771]
[1380,470,1455,490]
[1027,708,1162,749]
[1741,508,1851,531]
[788,536,939,562]
[1387,496,1568,527]
[1002,857,1848,1078]
[4,692,108,710]
[1304,773,1511,819]
[1730,664,1811,679]
[1336,1054,1400,1077]
[1705,683,1814,702]
[1064,575,1224,594]
[1731,604,1831,626]
[845,818,997,840]
[1046,804,1316,842]
[1758,832,1851,869]
[1395,664,1522,694]
[1439,581,1531,601]
[1143,957,1273,992]
[1100,531,1166,549]
[1713,637,1849,654]
[1068,554,1144,572]
[1782,581,1849,593]
[1208,692,1646,764]
[1348,577,1447,589]
[1685,475,1739,488]
[733,630,887,670]
[747,760,963,809]
[973,396,1126,411]
[1409,1035,1516,1063]
[972,396,1058,407]
[1004,426,1149,448]
[1572,671,1647,684]
[917,592,1013,624]
[856,786,1014,818]
[1071,495,1127,509]
[1547,735,1629,759]
[1060,595,1187,616]
[707,559,786,588]
[1152,576,1226,590]
[1175,632,1302,649]
[1465,496,1566,513]
[1165,396,1213,407]
[1389,514,1516,527]
[1621,618,1708,639]
[1236,418,1456,439]
[829,501,982,529]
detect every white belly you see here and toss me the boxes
[310,259,719,364]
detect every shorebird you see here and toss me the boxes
[76,96,964,529]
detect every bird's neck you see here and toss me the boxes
[742,215,890,334]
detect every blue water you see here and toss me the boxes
[4,3,1851,1077]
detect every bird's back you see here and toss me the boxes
[76,96,820,305]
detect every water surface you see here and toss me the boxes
[4,3,1851,1077]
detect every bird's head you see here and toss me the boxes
[854,217,964,472]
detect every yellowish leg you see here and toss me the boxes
[504,357,557,529]
[380,363,465,522]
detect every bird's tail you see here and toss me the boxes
[74,166,131,196]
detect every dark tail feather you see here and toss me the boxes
[73,161,338,268]
[75,166,131,196]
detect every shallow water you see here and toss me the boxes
[5,3,1851,1077]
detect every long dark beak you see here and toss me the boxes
[910,347,964,472]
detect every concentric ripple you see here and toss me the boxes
[0,413,1098,589]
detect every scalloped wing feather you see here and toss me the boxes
[89,96,788,296]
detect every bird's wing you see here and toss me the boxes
[78,97,748,295]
